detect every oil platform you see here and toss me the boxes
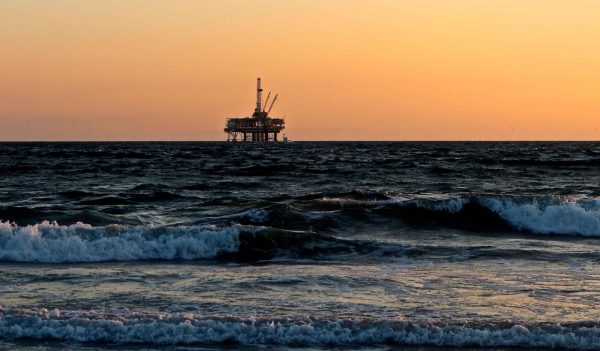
[224,78,285,142]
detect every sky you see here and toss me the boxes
[0,0,599,141]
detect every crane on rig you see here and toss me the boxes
[224,78,285,142]
[267,94,278,115]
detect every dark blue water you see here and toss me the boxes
[2,142,600,350]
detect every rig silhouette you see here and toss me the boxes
[224,78,285,142]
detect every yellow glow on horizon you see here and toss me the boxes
[1,0,599,140]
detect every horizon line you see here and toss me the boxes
[0,140,599,143]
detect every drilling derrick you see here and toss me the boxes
[255,78,263,114]
[224,78,286,142]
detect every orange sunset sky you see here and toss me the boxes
[1,0,599,141]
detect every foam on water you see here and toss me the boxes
[405,196,600,236]
[3,143,600,350]
[481,198,600,236]
[318,194,600,236]
[3,195,600,264]
[0,307,598,349]
[0,221,241,263]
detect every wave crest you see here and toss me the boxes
[314,193,600,236]
[404,196,600,236]
[0,307,599,348]
[0,221,362,263]
[0,221,240,263]
[481,197,600,236]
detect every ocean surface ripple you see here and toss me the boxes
[2,141,600,350]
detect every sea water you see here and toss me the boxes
[2,141,600,350]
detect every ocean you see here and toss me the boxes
[1,141,600,350]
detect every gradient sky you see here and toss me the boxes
[1,0,599,140]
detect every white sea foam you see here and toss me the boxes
[404,195,600,236]
[0,308,598,348]
[481,198,600,236]
[318,194,600,236]
[0,221,241,263]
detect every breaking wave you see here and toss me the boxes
[408,196,600,236]
[0,221,240,263]
[3,195,600,264]
[306,193,600,236]
[1,307,599,349]
[0,221,364,263]
[480,197,600,236]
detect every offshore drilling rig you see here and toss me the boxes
[224,78,285,142]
